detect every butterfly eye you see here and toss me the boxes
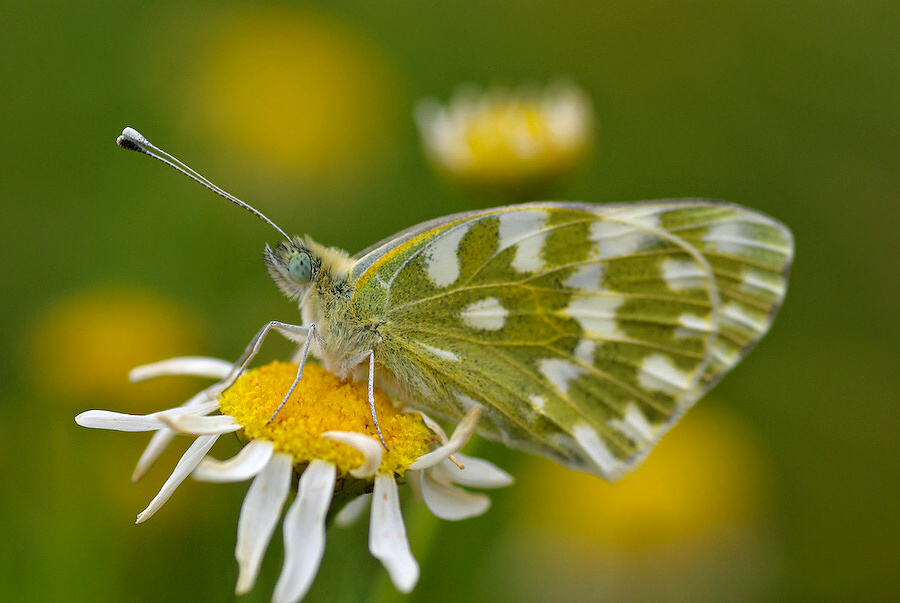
[288,251,313,283]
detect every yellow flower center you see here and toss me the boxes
[219,361,431,477]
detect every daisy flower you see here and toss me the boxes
[76,358,512,602]
[415,80,593,197]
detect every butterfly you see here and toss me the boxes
[118,127,793,481]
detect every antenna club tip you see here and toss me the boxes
[120,126,148,146]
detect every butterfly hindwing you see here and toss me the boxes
[350,200,792,479]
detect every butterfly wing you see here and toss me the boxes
[350,200,792,479]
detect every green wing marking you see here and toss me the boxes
[351,200,793,479]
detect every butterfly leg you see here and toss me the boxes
[366,350,390,451]
[217,320,312,398]
[266,323,317,424]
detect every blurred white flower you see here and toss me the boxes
[416,80,593,196]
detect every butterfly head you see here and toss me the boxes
[264,236,323,301]
[265,235,354,302]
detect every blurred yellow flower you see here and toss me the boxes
[415,81,593,198]
[188,7,400,189]
[499,404,778,601]
[520,403,771,551]
[28,287,203,409]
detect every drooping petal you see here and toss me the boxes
[194,439,275,483]
[132,428,177,482]
[235,452,293,595]
[129,356,233,382]
[334,493,372,528]
[322,431,383,478]
[369,474,419,593]
[160,413,242,435]
[131,391,217,481]
[408,406,481,471]
[273,459,336,603]
[136,434,218,523]
[433,454,514,489]
[419,470,490,521]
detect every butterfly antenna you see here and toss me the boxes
[116,127,292,242]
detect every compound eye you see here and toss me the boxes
[288,251,313,283]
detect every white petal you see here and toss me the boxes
[136,434,218,523]
[132,428,176,482]
[160,413,242,435]
[420,470,490,521]
[76,409,168,432]
[129,356,233,382]
[194,439,274,483]
[273,459,336,603]
[333,493,372,528]
[235,452,293,595]
[369,474,419,593]
[321,431,382,479]
[408,406,481,471]
[433,454,514,489]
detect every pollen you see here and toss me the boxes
[219,361,431,477]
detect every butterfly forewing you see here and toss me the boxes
[350,200,792,479]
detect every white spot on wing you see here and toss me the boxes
[498,211,548,273]
[529,395,546,411]
[660,258,708,291]
[562,294,625,339]
[703,222,791,255]
[741,268,785,296]
[674,312,714,339]
[638,354,693,395]
[613,208,661,229]
[420,343,459,362]
[589,221,635,240]
[564,263,605,289]
[538,359,585,394]
[424,224,470,287]
[512,233,547,273]
[573,339,596,364]
[590,221,653,259]
[712,341,741,366]
[609,402,656,443]
[461,297,507,330]
[677,313,714,333]
[722,302,768,332]
[573,422,619,475]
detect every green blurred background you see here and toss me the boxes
[2,1,898,601]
